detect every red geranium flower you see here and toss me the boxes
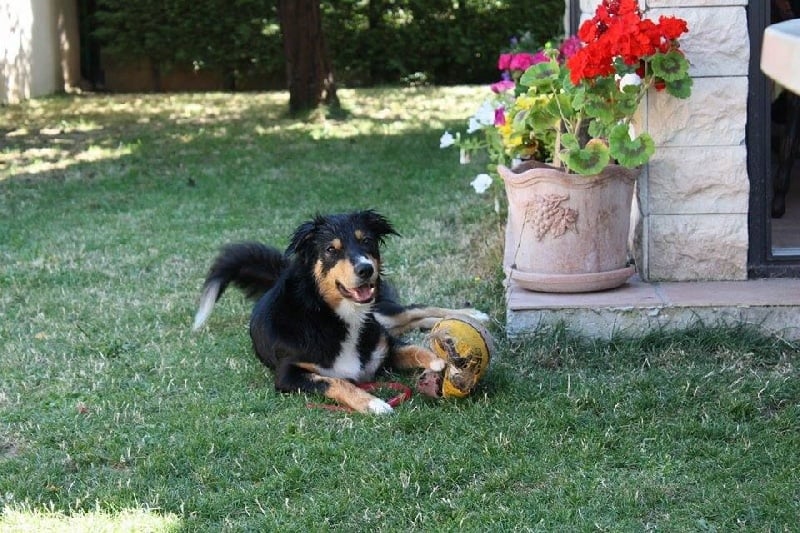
[443,0,692,177]
[658,16,689,40]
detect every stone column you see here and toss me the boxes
[577,0,751,281]
[643,0,750,281]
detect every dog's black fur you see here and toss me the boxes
[192,210,487,414]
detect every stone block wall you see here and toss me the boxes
[578,0,751,281]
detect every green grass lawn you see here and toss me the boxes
[1,88,798,531]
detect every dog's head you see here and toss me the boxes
[287,210,398,308]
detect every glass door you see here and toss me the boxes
[769,1,800,257]
[748,1,800,276]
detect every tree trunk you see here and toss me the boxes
[150,60,162,92]
[367,0,384,84]
[223,69,236,92]
[277,0,338,114]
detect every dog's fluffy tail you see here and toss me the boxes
[192,242,287,331]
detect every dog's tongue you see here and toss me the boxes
[351,284,375,303]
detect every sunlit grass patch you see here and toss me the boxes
[0,87,484,183]
[1,504,180,532]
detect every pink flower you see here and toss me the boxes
[490,79,515,93]
[497,53,513,70]
[559,35,582,60]
[532,50,548,64]
[508,52,537,71]
[494,107,506,126]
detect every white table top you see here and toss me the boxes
[762,19,800,95]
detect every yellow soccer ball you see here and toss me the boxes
[429,316,493,398]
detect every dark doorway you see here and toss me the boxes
[748,1,800,276]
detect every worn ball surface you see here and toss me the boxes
[429,316,493,398]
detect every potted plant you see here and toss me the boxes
[440,0,692,292]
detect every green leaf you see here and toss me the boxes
[563,140,610,175]
[591,76,618,94]
[569,86,586,112]
[512,109,529,128]
[543,93,577,122]
[526,109,552,132]
[650,51,689,82]
[612,56,635,74]
[519,61,560,88]
[608,124,654,168]
[665,76,693,99]
[584,95,615,123]
[613,91,640,117]
[587,119,611,140]
[560,133,580,151]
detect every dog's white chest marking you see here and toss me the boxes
[321,303,388,381]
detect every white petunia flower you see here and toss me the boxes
[439,131,455,148]
[466,100,497,133]
[466,116,483,134]
[473,100,496,125]
[470,173,493,194]
[617,72,642,91]
[478,101,496,122]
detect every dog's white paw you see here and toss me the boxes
[429,358,446,372]
[459,308,490,324]
[367,398,394,415]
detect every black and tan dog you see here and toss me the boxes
[192,210,488,414]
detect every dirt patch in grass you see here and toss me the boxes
[0,438,22,460]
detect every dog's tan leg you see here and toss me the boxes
[449,307,490,324]
[392,345,446,371]
[311,375,393,414]
[378,306,490,335]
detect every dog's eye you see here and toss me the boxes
[326,245,338,255]
[361,237,372,246]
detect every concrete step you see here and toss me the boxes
[506,276,800,340]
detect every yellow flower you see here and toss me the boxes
[498,122,524,153]
[514,95,538,111]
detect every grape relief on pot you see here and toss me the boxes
[525,193,578,241]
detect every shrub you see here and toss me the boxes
[92,0,565,90]
[324,0,565,86]
[94,0,283,90]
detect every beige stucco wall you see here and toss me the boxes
[1,0,80,104]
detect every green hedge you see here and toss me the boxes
[93,0,564,88]
[94,0,283,90]
[324,0,564,85]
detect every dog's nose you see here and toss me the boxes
[355,261,374,279]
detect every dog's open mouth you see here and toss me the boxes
[337,281,376,304]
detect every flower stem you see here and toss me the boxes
[554,124,562,169]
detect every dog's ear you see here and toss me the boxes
[360,210,400,242]
[286,218,319,259]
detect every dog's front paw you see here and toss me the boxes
[429,357,446,372]
[460,308,490,324]
[367,398,394,415]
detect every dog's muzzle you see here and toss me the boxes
[337,281,376,304]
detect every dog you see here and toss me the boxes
[192,210,488,414]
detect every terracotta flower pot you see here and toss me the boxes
[498,161,638,293]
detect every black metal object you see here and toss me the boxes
[747,1,800,276]
[569,0,581,36]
